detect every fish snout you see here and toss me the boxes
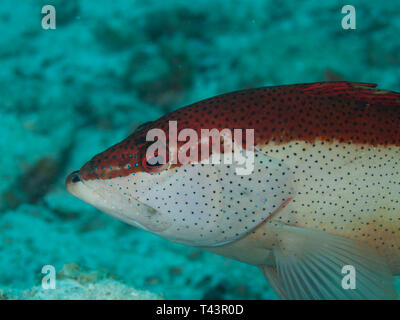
[67,170,81,183]
[65,169,110,213]
[65,170,83,197]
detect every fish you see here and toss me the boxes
[66,81,400,300]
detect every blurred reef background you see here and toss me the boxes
[1,0,400,299]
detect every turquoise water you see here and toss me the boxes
[1,0,399,299]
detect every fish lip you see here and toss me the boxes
[65,170,82,197]
[65,170,80,185]
[66,169,100,201]
[68,172,156,231]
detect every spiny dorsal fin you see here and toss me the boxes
[302,81,400,107]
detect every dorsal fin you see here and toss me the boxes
[302,81,400,107]
[134,121,153,133]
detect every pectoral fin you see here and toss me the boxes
[260,223,397,300]
[259,266,288,299]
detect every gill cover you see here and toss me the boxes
[131,150,293,247]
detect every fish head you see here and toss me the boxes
[66,120,293,247]
[66,124,175,235]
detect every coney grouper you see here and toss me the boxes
[66,81,400,300]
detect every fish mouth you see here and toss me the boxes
[65,170,164,232]
[66,169,131,222]
[65,170,102,206]
[65,170,82,197]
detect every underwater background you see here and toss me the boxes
[1,0,400,299]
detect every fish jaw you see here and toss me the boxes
[65,170,166,232]
[65,170,124,222]
[67,146,293,248]
[66,171,102,207]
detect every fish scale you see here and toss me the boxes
[67,81,400,300]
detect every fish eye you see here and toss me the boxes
[142,153,168,173]
[146,156,164,167]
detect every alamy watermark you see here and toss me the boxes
[341,5,356,30]
[41,5,56,30]
[341,265,356,290]
[145,121,255,175]
[41,265,56,290]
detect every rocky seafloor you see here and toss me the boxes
[1,0,400,299]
